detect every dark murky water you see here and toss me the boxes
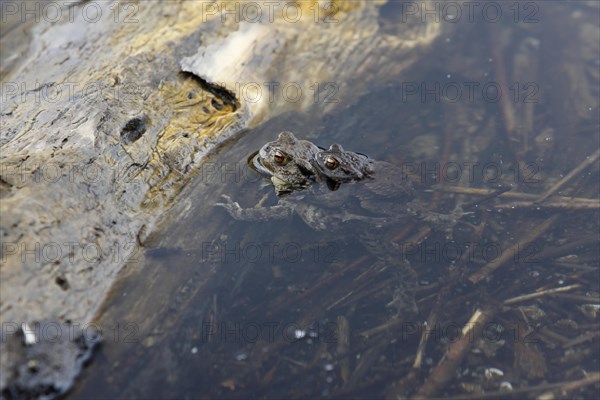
[70,2,599,399]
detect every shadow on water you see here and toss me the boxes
[71,3,599,398]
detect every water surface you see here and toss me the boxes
[71,3,599,398]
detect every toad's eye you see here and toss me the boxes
[325,156,339,170]
[273,150,287,165]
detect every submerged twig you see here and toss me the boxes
[266,255,369,317]
[462,186,513,210]
[469,215,558,284]
[207,294,218,343]
[561,331,600,349]
[412,305,498,399]
[494,201,600,210]
[438,372,600,400]
[503,284,581,305]
[535,148,600,203]
[428,186,598,205]
[537,372,600,400]
[359,317,405,338]
[413,269,463,370]
[488,23,519,160]
[430,107,455,208]
[551,293,600,303]
[337,316,351,384]
[529,238,598,261]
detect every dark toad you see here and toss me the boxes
[250,131,322,194]
[216,137,432,318]
[315,143,467,231]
